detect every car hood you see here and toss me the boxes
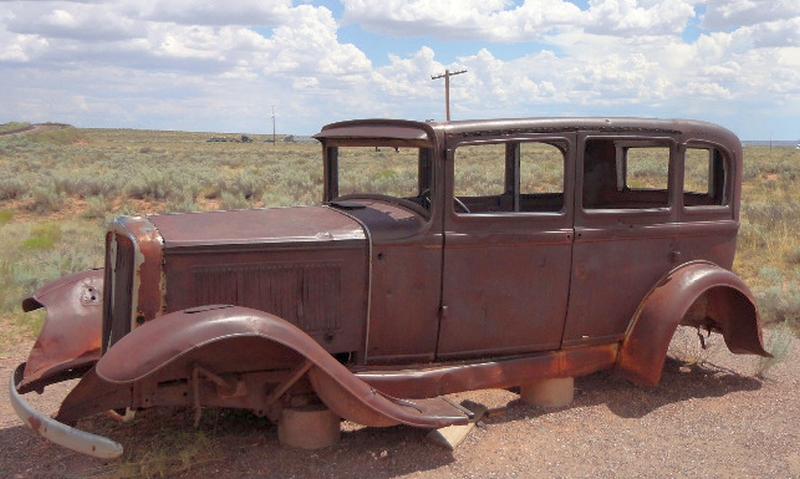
[147,206,366,249]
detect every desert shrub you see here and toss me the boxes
[26,186,62,214]
[82,195,110,219]
[267,163,321,205]
[0,177,27,201]
[741,202,800,225]
[227,169,266,201]
[125,169,178,201]
[55,171,122,199]
[199,184,222,200]
[787,246,800,265]
[166,193,198,214]
[219,191,251,210]
[756,322,795,376]
[0,122,30,133]
[27,126,86,145]
[756,280,800,325]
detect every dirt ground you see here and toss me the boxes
[2,327,798,479]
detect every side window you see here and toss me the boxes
[454,141,565,213]
[583,139,671,209]
[519,142,565,212]
[453,143,506,199]
[684,146,728,207]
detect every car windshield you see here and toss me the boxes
[336,146,425,198]
[325,143,433,215]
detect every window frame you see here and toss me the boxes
[450,137,570,217]
[681,142,733,215]
[579,135,677,221]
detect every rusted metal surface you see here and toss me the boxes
[18,269,104,393]
[10,365,123,458]
[355,343,619,399]
[151,207,370,357]
[148,206,366,248]
[12,117,772,457]
[617,260,770,386]
[94,305,471,427]
[103,216,165,351]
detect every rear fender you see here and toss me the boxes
[95,305,470,429]
[18,269,104,393]
[617,261,771,386]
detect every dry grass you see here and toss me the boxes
[1,129,799,341]
[1,124,798,477]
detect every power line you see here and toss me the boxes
[431,69,467,121]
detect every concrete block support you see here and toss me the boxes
[278,405,341,449]
[520,377,574,408]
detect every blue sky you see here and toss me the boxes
[1,0,799,140]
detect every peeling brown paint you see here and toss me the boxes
[12,117,770,457]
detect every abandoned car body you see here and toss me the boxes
[11,117,771,457]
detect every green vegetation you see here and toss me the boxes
[0,209,12,226]
[22,222,62,250]
[735,146,800,328]
[1,128,799,340]
[0,126,798,475]
[0,217,106,348]
[0,122,31,134]
[0,128,319,215]
[756,321,795,377]
[0,128,320,351]
[101,430,221,479]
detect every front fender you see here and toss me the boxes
[95,305,470,429]
[617,261,771,386]
[18,269,104,393]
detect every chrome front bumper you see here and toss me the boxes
[9,364,123,459]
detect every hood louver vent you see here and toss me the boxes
[192,262,343,333]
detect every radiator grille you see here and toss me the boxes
[193,262,342,333]
[102,233,135,351]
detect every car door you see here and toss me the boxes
[437,135,575,359]
[562,133,680,347]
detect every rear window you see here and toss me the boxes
[583,139,671,210]
[684,146,729,207]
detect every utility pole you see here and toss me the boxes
[271,105,276,143]
[431,69,467,121]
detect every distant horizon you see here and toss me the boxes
[742,140,799,146]
[8,120,799,143]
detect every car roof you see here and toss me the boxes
[316,117,740,148]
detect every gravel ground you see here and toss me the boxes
[2,327,798,479]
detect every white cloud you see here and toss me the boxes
[265,5,371,76]
[0,32,49,62]
[341,0,704,41]
[143,0,293,26]
[702,0,800,30]
[742,18,800,48]
[342,0,584,41]
[0,0,798,138]
[584,0,695,36]
[6,2,145,41]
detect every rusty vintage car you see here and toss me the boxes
[11,117,771,457]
